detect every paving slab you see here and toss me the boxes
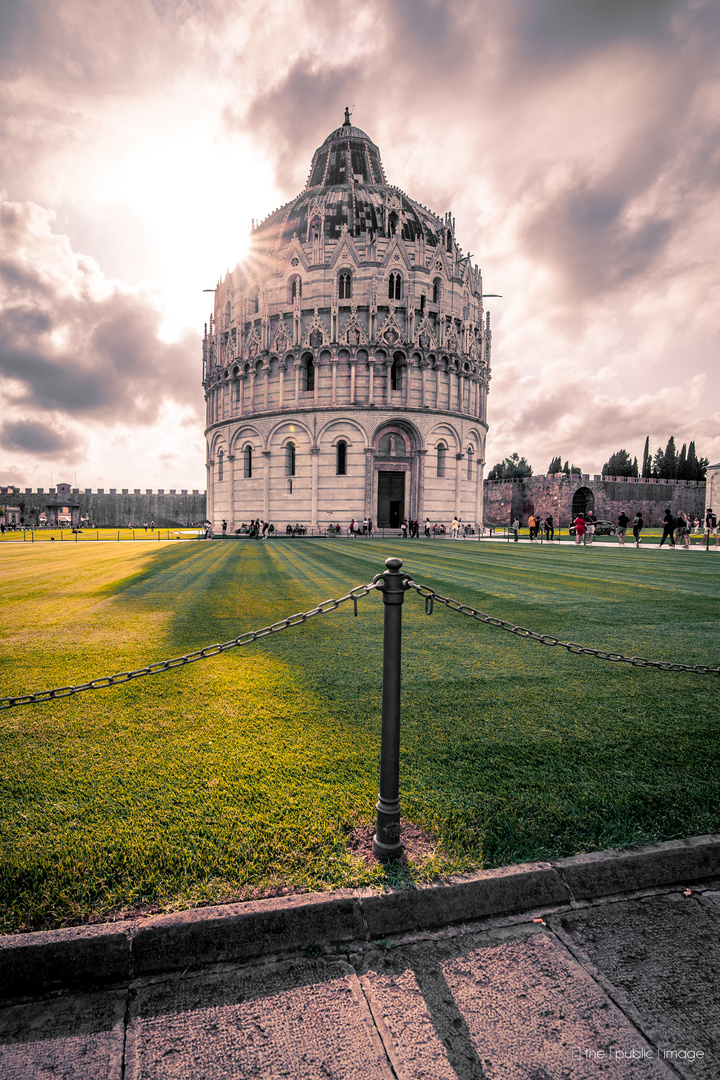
[0,987,125,1080]
[125,957,392,1080]
[551,892,720,1079]
[353,925,676,1079]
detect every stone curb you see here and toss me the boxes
[1,834,718,998]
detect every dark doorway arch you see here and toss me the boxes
[571,487,595,518]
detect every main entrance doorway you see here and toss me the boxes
[377,471,405,527]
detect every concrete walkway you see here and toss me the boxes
[1,836,718,1079]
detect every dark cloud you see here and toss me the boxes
[0,418,83,457]
[521,174,674,298]
[0,197,200,424]
[516,0,682,59]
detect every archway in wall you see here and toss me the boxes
[373,420,420,528]
[571,487,595,518]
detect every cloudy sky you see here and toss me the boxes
[1,0,718,491]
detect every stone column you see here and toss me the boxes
[262,451,271,521]
[227,454,235,529]
[455,453,464,517]
[475,458,485,529]
[420,362,427,408]
[331,359,338,404]
[405,359,412,407]
[310,447,320,530]
[385,360,392,406]
[206,459,214,524]
[249,372,256,413]
[263,366,269,411]
[238,376,245,418]
[364,447,375,519]
[416,449,427,522]
[368,358,375,405]
[313,357,320,406]
[294,361,301,404]
[349,359,356,404]
[278,363,285,409]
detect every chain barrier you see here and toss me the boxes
[0,581,380,711]
[406,581,720,676]
[4,571,718,713]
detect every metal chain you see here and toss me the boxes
[0,582,380,711]
[407,581,720,676]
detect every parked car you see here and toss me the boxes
[569,519,616,536]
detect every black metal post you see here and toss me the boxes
[373,557,408,860]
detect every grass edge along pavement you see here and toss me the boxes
[0,539,719,933]
[1,832,719,998]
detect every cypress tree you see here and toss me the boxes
[677,443,688,480]
[663,436,678,479]
[641,436,652,478]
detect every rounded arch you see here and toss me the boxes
[267,416,313,450]
[210,432,228,458]
[229,423,263,455]
[317,416,368,449]
[372,417,422,455]
[572,487,595,518]
[426,422,461,454]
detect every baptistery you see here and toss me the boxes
[203,110,492,532]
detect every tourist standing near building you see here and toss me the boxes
[704,508,718,547]
[617,511,630,545]
[585,512,595,544]
[544,515,554,541]
[573,514,586,545]
[511,517,520,542]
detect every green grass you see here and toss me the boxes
[1,539,718,932]
[0,526,197,543]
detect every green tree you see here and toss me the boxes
[562,461,581,477]
[677,443,688,480]
[641,436,652,478]
[687,441,709,481]
[601,449,636,477]
[547,456,562,475]
[487,453,533,481]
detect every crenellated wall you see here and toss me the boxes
[0,485,206,528]
[483,474,707,528]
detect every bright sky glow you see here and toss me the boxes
[1,0,718,491]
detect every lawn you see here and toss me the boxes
[1,538,718,932]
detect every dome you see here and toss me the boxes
[252,111,446,250]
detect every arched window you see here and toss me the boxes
[303,354,315,391]
[290,275,302,303]
[436,443,447,478]
[467,447,474,481]
[391,353,404,391]
[244,445,252,478]
[388,272,402,301]
[217,449,224,481]
[250,287,259,314]
[420,293,426,314]
[446,230,453,253]
[432,277,441,304]
[338,271,352,300]
[389,211,398,235]
[310,215,321,242]
[336,440,347,475]
[286,442,296,476]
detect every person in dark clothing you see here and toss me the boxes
[659,508,675,548]
[544,515,554,541]
[632,512,643,547]
[617,511,630,546]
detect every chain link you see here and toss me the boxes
[406,581,720,676]
[0,582,380,711]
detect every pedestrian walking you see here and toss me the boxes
[704,508,719,547]
[585,512,595,545]
[544,515,554,541]
[222,519,227,535]
[659,508,675,548]
[632,512,643,547]
[451,516,460,539]
[616,511,630,545]
[676,510,691,549]
[424,518,431,537]
[528,513,536,541]
[511,517,519,542]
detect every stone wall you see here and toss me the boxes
[483,474,706,528]
[0,486,207,528]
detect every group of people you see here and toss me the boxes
[348,518,374,536]
[528,514,555,542]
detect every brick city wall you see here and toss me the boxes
[483,474,706,528]
[0,487,207,528]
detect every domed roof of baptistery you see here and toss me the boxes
[250,110,446,251]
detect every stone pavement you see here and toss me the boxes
[1,837,718,1079]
